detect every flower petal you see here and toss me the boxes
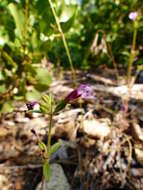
[128,12,138,21]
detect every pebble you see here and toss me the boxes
[35,163,70,190]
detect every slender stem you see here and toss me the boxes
[95,30,119,83]
[41,111,53,190]
[47,112,53,158]
[41,175,45,190]
[127,27,137,87]
[22,0,29,100]
[48,0,76,85]
[24,0,29,55]
[107,42,119,82]
[78,100,84,181]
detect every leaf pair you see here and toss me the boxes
[38,140,61,181]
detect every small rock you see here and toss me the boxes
[135,70,143,83]
[132,123,143,141]
[83,119,111,138]
[135,144,143,165]
[36,163,70,190]
[0,174,13,190]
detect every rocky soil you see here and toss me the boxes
[1,69,143,190]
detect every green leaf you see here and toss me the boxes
[35,68,52,89]
[31,31,39,50]
[0,85,6,93]
[43,162,51,182]
[55,0,65,17]
[26,88,41,101]
[38,141,47,153]
[40,94,50,114]
[1,101,13,113]
[54,100,67,114]
[24,64,37,77]
[61,6,77,32]
[49,94,54,107]
[2,50,17,70]
[59,5,77,23]
[50,141,61,155]
[35,0,54,35]
[8,3,25,41]
[35,84,50,92]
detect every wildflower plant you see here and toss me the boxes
[127,11,139,87]
[26,84,95,186]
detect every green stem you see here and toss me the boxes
[24,0,29,55]
[47,112,53,158]
[41,112,53,190]
[127,27,137,87]
[48,0,76,85]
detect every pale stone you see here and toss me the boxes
[36,164,70,190]
[135,145,143,165]
[83,119,111,138]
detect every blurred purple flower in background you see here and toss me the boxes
[65,84,95,102]
[26,101,39,110]
[139,45,143,51]
[128,12,138,21]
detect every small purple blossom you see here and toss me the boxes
[139,45,143,51]
[26,101,39,110]
[77,84,95,99]
[65,84,95,102]
[128,12,138,21]
[120,100,128,113]
[134,57,138,62]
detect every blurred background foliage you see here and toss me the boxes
[0,0,143,112]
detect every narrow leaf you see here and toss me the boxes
[54,100,67,114]
[8,3,25,40]
[50,141,61,155]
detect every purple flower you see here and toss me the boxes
[120,100,128,113]
[65,84,95,102]
[128,12,138,21]
[26,101,39,110]
[78,84,95,99]
[65,89,80,102]
[139,45,143,51]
